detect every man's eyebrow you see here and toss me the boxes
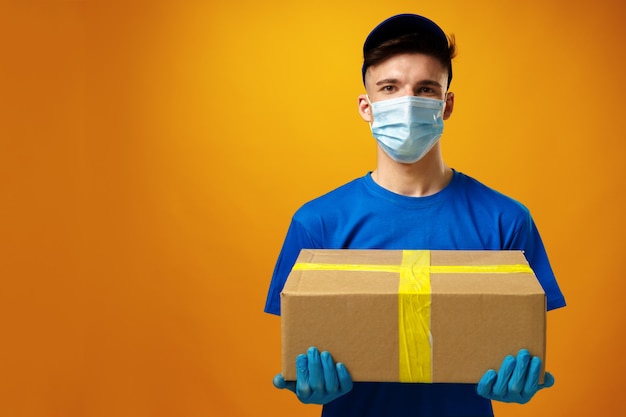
[417,79,443,88]
[375,78,443,88]
[375,78,399,86]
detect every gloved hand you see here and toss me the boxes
[477,349,555,404]
[273,346,353,405]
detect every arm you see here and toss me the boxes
[265,217,318,316]
[266,219,353,403]
[508,210,566,311]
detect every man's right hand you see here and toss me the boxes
[273,346,353,405]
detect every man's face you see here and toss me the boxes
[362,52,453,120]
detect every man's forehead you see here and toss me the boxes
[365,55,448,88]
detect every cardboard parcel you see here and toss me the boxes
[280,249,546,383]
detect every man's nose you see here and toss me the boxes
[401,86,417,96]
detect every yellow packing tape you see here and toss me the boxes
[292,250,533,383]
[398,250,431,382]
[292,262,532,275]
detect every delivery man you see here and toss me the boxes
[264,13,566,417]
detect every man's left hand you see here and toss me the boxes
[477,349,555,404]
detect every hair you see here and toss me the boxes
[363,32,457,89]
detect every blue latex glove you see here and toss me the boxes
[273,346,353,405]
[477,349,555,404]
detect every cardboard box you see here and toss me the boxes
[280,249,546,383]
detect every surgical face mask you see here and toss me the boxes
[368,95,445,164]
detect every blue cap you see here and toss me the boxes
[361,14,452,85]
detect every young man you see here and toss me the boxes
[265,13,566,417]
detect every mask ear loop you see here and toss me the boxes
[366,95,374,131]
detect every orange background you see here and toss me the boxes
[1,0,624,416]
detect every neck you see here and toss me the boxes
[371,144,453,197]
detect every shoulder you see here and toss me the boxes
[454,171,530,216]
[293,176,370,221]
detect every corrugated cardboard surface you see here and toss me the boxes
[280,249,546,383]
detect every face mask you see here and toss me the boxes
[369,95,445,164]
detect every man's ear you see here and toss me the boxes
[358,94,373,123]
[443,92,455,120]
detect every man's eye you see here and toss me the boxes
[418,86,443,97]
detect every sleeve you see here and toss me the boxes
[510,211,566,311]
[264,217,320,316]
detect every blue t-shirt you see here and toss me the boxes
[265,170,566,417]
